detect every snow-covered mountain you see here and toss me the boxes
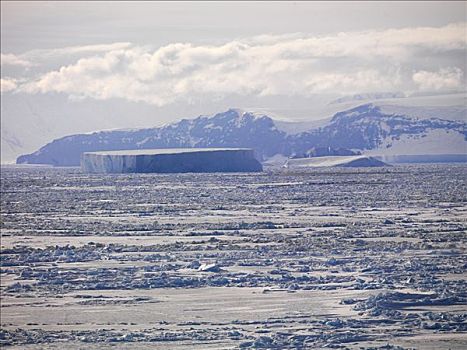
[290,104,466,156]
[16,109,287,166]
[17,102,466,166]
[0,92,177,164]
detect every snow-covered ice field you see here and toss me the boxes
[1,165,466,349]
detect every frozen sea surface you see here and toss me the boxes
[1,164,466,349]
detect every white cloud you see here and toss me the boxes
[22,42,133,61]
[50,42,133,55]
[1,78,18,93]
[12,22,467,105]
[1,43,133,69]
[413,68,464,91]
[1,53,34,67]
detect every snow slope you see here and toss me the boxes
[377,93,467,121]
[365,129,467,156]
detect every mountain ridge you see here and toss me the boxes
[16,104,467,166]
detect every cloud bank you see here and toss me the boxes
[0,78,18,93]
[2,22,466,103]
[413,68,464,91]
[1,53,34,67]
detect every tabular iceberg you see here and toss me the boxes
[283,155,388,168]
[81,148,263,173]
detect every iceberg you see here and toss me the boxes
[283,155,388,168]
[81,148,263,173]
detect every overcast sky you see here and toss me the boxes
[2,2,466,102]
[2,1,466,52]
[1,1,466,161]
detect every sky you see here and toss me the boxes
[1,1,466,162]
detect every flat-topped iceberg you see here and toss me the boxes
[283,155,388,168]
[81,148,263,173]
